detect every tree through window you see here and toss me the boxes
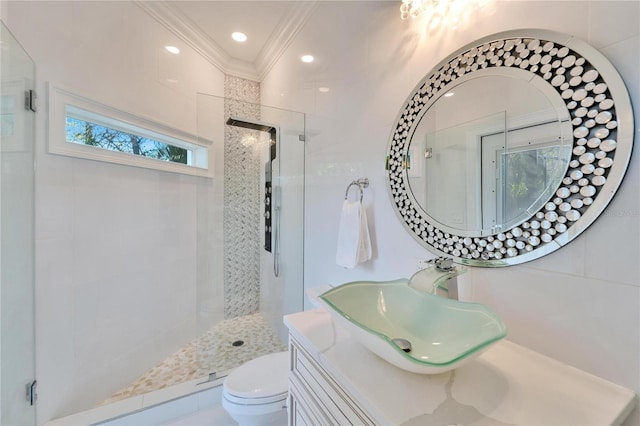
[66,116,189,164]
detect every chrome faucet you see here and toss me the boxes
[428,256,454,272]
[411,256,465,300]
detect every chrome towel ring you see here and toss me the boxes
[344,178,369,202]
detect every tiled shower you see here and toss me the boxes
[95,77,305,407]
[98,77,305,406]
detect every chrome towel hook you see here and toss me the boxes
[344,178,369,202]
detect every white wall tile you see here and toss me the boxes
[469,267,640,391]
[34,157,74,240]
[583,182,640,287]
[587,1,640,49]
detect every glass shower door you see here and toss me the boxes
[195,93,305,379]
[0,20,37,425]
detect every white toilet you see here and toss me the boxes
[222,351,290,425]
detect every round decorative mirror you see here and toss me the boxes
[386,29,634,266]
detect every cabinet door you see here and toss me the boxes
[289,384,324,426]
[289,338,375,425]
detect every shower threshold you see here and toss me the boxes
[46,375,225,426]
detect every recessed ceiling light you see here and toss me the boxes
[165,45,180,55]
[232,32,247,42]
[318,87,330,93]
[301,55,314,63]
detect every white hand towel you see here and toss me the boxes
[336,199,372,269]
[357,201,372,264]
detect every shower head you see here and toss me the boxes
[226,116,276,133]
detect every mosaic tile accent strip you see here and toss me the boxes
[102,313,286,405]
[224,75,260,103]
[223,75,263,319]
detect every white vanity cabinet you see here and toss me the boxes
[285,309,636,426]
[288,335,374,425]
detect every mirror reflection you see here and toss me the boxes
[407,74,573,236]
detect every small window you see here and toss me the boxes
[49,84,212,177]
[65,116,191,165]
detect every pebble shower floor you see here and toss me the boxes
[102,313,286,404]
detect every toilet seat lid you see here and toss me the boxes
[224,351,289,399]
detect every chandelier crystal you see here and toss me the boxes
[400,0,441,19]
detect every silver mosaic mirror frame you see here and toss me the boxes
[386,29,634,266]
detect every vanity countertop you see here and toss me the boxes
[284,309,636,425]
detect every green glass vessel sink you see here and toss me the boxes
[318,279,507,374]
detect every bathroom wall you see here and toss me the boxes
[261,1,640,424]
[4,1,224,422]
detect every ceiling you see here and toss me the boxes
[136,1,318,81]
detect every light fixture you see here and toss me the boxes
[165,45,180,54]
[400,0,444,20]
[232,32,247,42]
[300,55,314,63]
[318,87,330,93]
[400,0,486,26]
[400,0,425,19]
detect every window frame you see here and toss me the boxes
[48,83,212,177]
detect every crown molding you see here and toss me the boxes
[256,1,318,81]
[136,0,317,82]
[135,1,260,81]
